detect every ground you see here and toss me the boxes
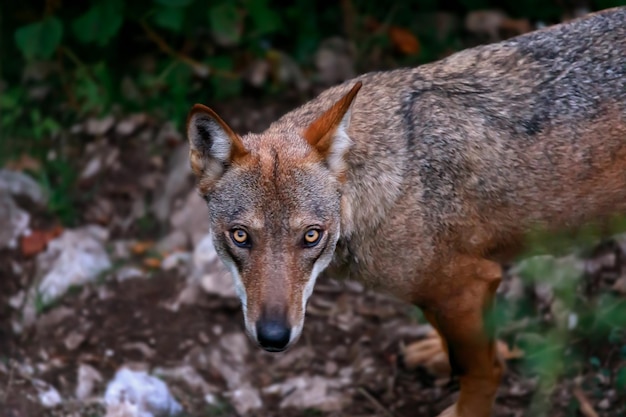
[1,98,625,417]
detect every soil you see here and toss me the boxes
[0,98,625,417]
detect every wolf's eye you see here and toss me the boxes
[303,229,323,247]
[231,229,250,247]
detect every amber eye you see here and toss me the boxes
[303,229,322,247]
[231,229,250,247]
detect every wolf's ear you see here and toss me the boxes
[187,104,248,187]
[303,82,362,176]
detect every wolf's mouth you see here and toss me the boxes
[261,345,289,353]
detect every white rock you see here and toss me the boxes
[170,190,210,247]
[0,169,47,205]
[36,225,112,305]
[151,144,191,222]
[38,384,63,408]
[225,383,263,415]
[115,266,145,282]
[153,365,217,395]
[263,375,349,411]
[104,368,183,417]
[116,113,148,136]
[193,234,236,298]
[209,350,245,390]
[161,251,191,271]
[0,193,30,250]
[85,115,115,136]
[76,363,103,400]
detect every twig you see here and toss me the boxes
[340,0,356,39]
[139,20,239,80]
[573,386,599,417]
[358,387,396,417]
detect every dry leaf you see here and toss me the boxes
[131,241,154,256]
[403,331,523,377]
[612,276,626,294]
[143,257,162,269]
[388,26,420,55]
[21,226,63,257]
[496,340,525,360]
[573,386,599,417]
[4,154,42,172]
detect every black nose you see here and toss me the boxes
[256,320,291,352]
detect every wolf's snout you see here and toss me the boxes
[255,319,291,352]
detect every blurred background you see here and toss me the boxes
[1,1,626,416]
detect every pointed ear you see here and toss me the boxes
[186,104,248,187]
[303,82,362,175]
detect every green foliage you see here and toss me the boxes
[209,3,243,46]
[153,5,186,32]
[72,0,125,46]
[14,17,63,60]
[155,0,194,7]
[246,0,282,36]
[500,247,626,416]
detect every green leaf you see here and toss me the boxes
[246,0,281,36]
[72,0,124,46]
[207,56,242,99]
[209,3,242,46]
[153,5,185,32]
[15,17,63,60]
[154,0,193,7]
[617,366,626,391]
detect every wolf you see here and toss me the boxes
[187,8,626,416]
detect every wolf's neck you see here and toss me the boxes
[339,145,406,239]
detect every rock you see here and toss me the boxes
[263,375,349,411]
[315,37,356,86]
[80,147,119,182]
[36,225,112,305]
[268,50,309,92]
[161,251,191,272]
[156,231,189,254]
[85,115,115,136]
[225,384,263,415]
[0,193,30,250]
[104,368,183,417]
[115,266,145,282]
[465,10,531,41]
[76,363,103,400]
[219,332,250,362]
[155,121,183,146]
[116,113,148,136]
[245,59,271,87]
[35,380,63,408]
[154,365,218,395]
[64,330,88,351]
[0,169,47,205]
[209,347,248,390]
[151,144,192,223]
[193,234,236,298]
[170,190,210,248]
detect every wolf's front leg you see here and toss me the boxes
[418,256,504,417]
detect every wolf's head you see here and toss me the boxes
[186,83,361,352]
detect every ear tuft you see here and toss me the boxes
[303,82,362,175]
[186,104,247,187]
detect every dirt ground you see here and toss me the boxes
[1,98,625,417]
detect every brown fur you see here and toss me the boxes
[187,8,626,417]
